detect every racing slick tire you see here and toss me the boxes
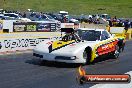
[83,49,91,65]
[111,45,120,59]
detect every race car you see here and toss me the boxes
[33,28,125,64]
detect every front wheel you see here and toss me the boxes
[83,50,91,64]
[111,45,120,59]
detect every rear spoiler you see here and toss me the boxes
[61,28,74,33]
[60,28,75,38]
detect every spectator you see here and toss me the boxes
[30,12,35,17]
[23,12,26,18]
[108,19,112,27]
[117,20,123,27]
[63,16,67,23]
[123,20,130,33]
[112,16,117,27]
[38,13,42,20]
[130,21,132,28]
[88,17,92,24]
[113,16,117,21]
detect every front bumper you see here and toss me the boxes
[33,52,86,63]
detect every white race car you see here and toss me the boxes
[33,28,125,64]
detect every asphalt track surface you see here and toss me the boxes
[0,40,132,88]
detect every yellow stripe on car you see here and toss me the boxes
[52,40,75,50]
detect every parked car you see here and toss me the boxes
[4,13,31,21]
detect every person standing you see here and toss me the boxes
[124,20,130,33]
[130,21,132,28]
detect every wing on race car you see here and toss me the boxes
[61,28,74,33]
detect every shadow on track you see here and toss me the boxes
[25,56,118,68]
[25,59,81,68]
[91,56,119,65]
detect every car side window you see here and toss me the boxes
[101,31,110,40]
[12,14,18,18]
[4,14,18,18]
[42,15,47,19]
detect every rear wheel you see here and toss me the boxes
[111,45,120,59]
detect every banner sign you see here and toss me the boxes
[0,38,47,52]
[37,23,50,32]
[13,22,37,32]
[13,23,26,32]
[13,22,58,32]
[26,22,37,32]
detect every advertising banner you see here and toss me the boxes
[13,22,57,32]
[26,22,37,32]
[13,22,37,32]
[37,23,50,32]
[13,23,26,32]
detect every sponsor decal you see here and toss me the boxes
[37,23,50,32]
[14,25,26,32]
[69,43,76,46]
[26,25,36,31]
[97,40,118,55]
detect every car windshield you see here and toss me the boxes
[76,30,88,37]
[47,15,55,20]
[81,30,101,41]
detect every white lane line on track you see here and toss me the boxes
[90,71,132,88]
[0,50,32,55]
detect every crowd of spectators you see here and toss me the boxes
[107,16,132,29]
[0,10,132,29]
[80,17,100,24]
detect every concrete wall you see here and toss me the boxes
[0,32,63,53]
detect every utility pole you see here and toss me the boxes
[3,0,5,10]
[3,0,6,13]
